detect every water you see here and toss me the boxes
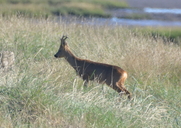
[111,17,181,27]
[144,8,181,14]
[61,16,181,27]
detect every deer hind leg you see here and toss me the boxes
[116,82,131,99]
[116,73,131,99]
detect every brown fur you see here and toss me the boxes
[54,36,131,99]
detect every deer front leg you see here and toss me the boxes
[82,74,89,87]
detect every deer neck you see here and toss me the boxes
[64,47,81,71]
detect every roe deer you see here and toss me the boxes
[54,36,131,99]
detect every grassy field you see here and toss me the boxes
[0,0,128,17]
[0,16,181,127]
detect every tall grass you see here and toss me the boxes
[0,16,181,127]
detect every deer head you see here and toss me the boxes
[54,35,68,58]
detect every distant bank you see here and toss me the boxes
[126,0,181,8]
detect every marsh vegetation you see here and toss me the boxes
[0,0,128,17]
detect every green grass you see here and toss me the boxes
[0,0,128,17]
[0,16,181,127]
[135,27,181,45]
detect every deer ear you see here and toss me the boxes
[60,35,68,46]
